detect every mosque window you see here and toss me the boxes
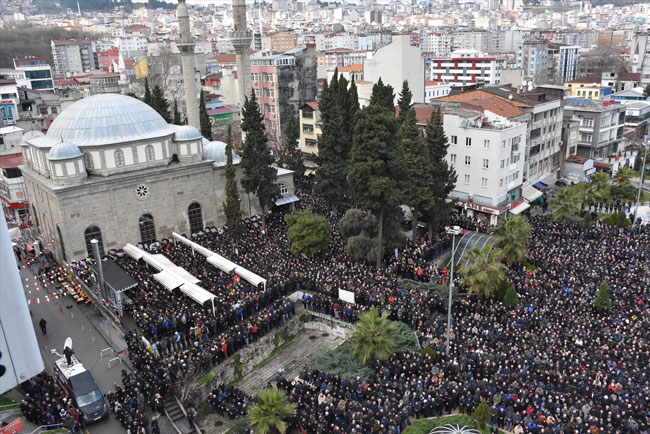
[84,152,93,169]
[114,149,125,167]
[139,214,156,244]
[135,184,149,200]
[278,182,288,196]
[145,145,155,162]
[188,203,203,234]
[84,226,105,258]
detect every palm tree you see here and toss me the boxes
[458,244,507,297]
[551,188,580,221]
[572,182,599,213]
[494,215,531,265]
[613,167,634,188]
[590,171,610,195]
[247,387,295,434]
[350,307,398,365]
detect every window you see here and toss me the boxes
[450,153,457,163]
[499,178,504,187]
[500,159,505,169]
[464,156,471,166]
[481,177,488,188]
[502,140,506,149]
[302,123,314,134]
[145,145,155,162]
[278,182,288,195]
[305,139,317,147]
[188,203,203,234]
[451,135,457,145]
[84,152,93,169]
[302,109,313,119]
[464,174,470,184]
[114,149,125,167]
[84,226,104,258]
[465,137,472,147]
[482,159,489,169]
[139,214,156,244]
[483,139,490,149]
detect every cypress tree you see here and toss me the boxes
[240,90,280,231]
[151,85,170,122]
[172,99,182,125]
[369,78,395,113]
[199,90,212,139]
[349,103,407,269]
[279,114,305,185]
[424,108,457,240]
[594,280,612,312]
[223,125,242,240]
[144,77,152,106]
[397,80,413,123]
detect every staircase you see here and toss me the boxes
[164,396,199,434]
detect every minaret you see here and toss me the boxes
[177,0,200,131]
[231,0,252,107]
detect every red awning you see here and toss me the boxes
[0,153,23,169]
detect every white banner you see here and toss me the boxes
[338,289,355,304]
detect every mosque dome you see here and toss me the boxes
[42,93,176,147]
[47,141,83,161]
[21,130,44,146]
[174,125,202,141]
[203,141,240,165]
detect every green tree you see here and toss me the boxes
[551,188,580,221]
[350,307,398,365]
[278,114,305,185]
[617,211,632,227]
[613,167,634,188]
[315,76,350,203]
[199,90,212,139]
[473,399,491,429]
[349,103,407,269]
[240,90,280,231]
[340,209,376,239]
[151,85,170,122]
[223,126,242,240]
[644,83,650,97]
[246,387,295,434]
[593,280,612,312]
[493,215,531,265]
[284,206,331,256]
[502,284,520,306]
[369,77,395,112]
[424,108,456,240]
[458,244,507,297]
[172,99,182,125]
[590,171,610,193]
[397,80,413,123]
[572,182,599,213]
[144,77,152,106]
[399,100,435,240]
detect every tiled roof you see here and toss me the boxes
[336,64,363,72]
[566,76,601,84]
[210,54,236,63]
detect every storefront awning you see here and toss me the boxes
[275,194,300,206]
[522,185,543,202]
[533,181,547,190]
[510,201,531,215]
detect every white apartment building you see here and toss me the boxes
[630,32,650,86]
[444,106,527,224]
[427,50,505,88]
[421,32,451,57]
[51,40,95,77]
[424,80,451,103]
[315,33,358,51]
[115,36,148,59]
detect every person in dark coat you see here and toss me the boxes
[39,318,47,335]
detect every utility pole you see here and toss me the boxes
[633,137,649,224]
[445,225,461,360]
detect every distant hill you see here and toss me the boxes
[33,0,175,13]
[589,0,650,5]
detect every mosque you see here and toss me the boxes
[19,94,296,263]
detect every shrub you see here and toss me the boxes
[594,280,612,312]
[419,347,437,361]
[403,419,435,434]
[473,399,491,429]
[502,284,520,306]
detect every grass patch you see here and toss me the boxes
[0,394,18,410]
[197,372,213,385]
[253,330,302,370]
[43,430,69,434]
[235,362,244,375]
[403,414,504,434]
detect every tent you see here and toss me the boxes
[206,254,238,274]
[123,243,145,260]
[153,270,185,291]
[180,282,216,315]
[234,266,267,290]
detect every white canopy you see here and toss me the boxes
[180,282,216,305]
[234,266,267,290]
[522,185,543,202]
[124,243,145,260]
[207,254,238,274]
[510,201,531,215]
[153,270,184,291]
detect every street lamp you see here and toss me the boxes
[633,138,649,225]
[444,225,462,360]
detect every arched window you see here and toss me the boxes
[114,149,125,167]
[145,145,155,162]
[84,226,105,258]
[57,225,67,262]
[139,214,156,244]
[84,152,94,169]
[278,182,288,195]
[33,206,39,228]
[188,203,203,234]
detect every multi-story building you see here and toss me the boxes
[250,47,317,146]
[95,47,120,73]
[517,40,549,83]
[89,73,120,95]
[13,58,54,92]
[548,44,579,84]
[0,145,31,228]
[427,50,506,88]
[630,32,650,86]
[565,76,607,100]
[421,32,451,57]
[601,72,641,93]
[440,104,527,224]
[452,30,489,53]
[269,31,296,52]
[563,98,626,161]
[0,79,19,126]
[51,40,95,77]
[315,33,358,52]
[115,36,147,59]
[424,80,451,103]
[298,102,321,164]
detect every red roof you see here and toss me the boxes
[337,64,363,72]
[567,76,600,84]
[0,79,17,85]
[210,54,236,63]
[207,107,232,115]
[619,73,640,81]
[0,153,23,169]
[425,80,445,86]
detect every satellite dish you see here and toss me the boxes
[64,337,72,351]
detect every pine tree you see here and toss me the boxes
[594,280,612,312]
[240,90,280,231]
[151,85,170,123]
[473,399,491,429]
[279,114,305,185]
[199,90,212,139]
[349,103,407,269]
[315,77,350,204]
[144,77,152,106]
[172,100,182,125]
[369,78,395,113]
[424,108,457,240]
[223,126,242,240]
[400,104,435,240]
[397,80,412,123]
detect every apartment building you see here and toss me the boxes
[427,50,506,88]
[13,58,54,92]
[298,102,321,165]
[51,40,96,77]
[517,40,549,83]
[631,32,650,86]
[421,32,451,57]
